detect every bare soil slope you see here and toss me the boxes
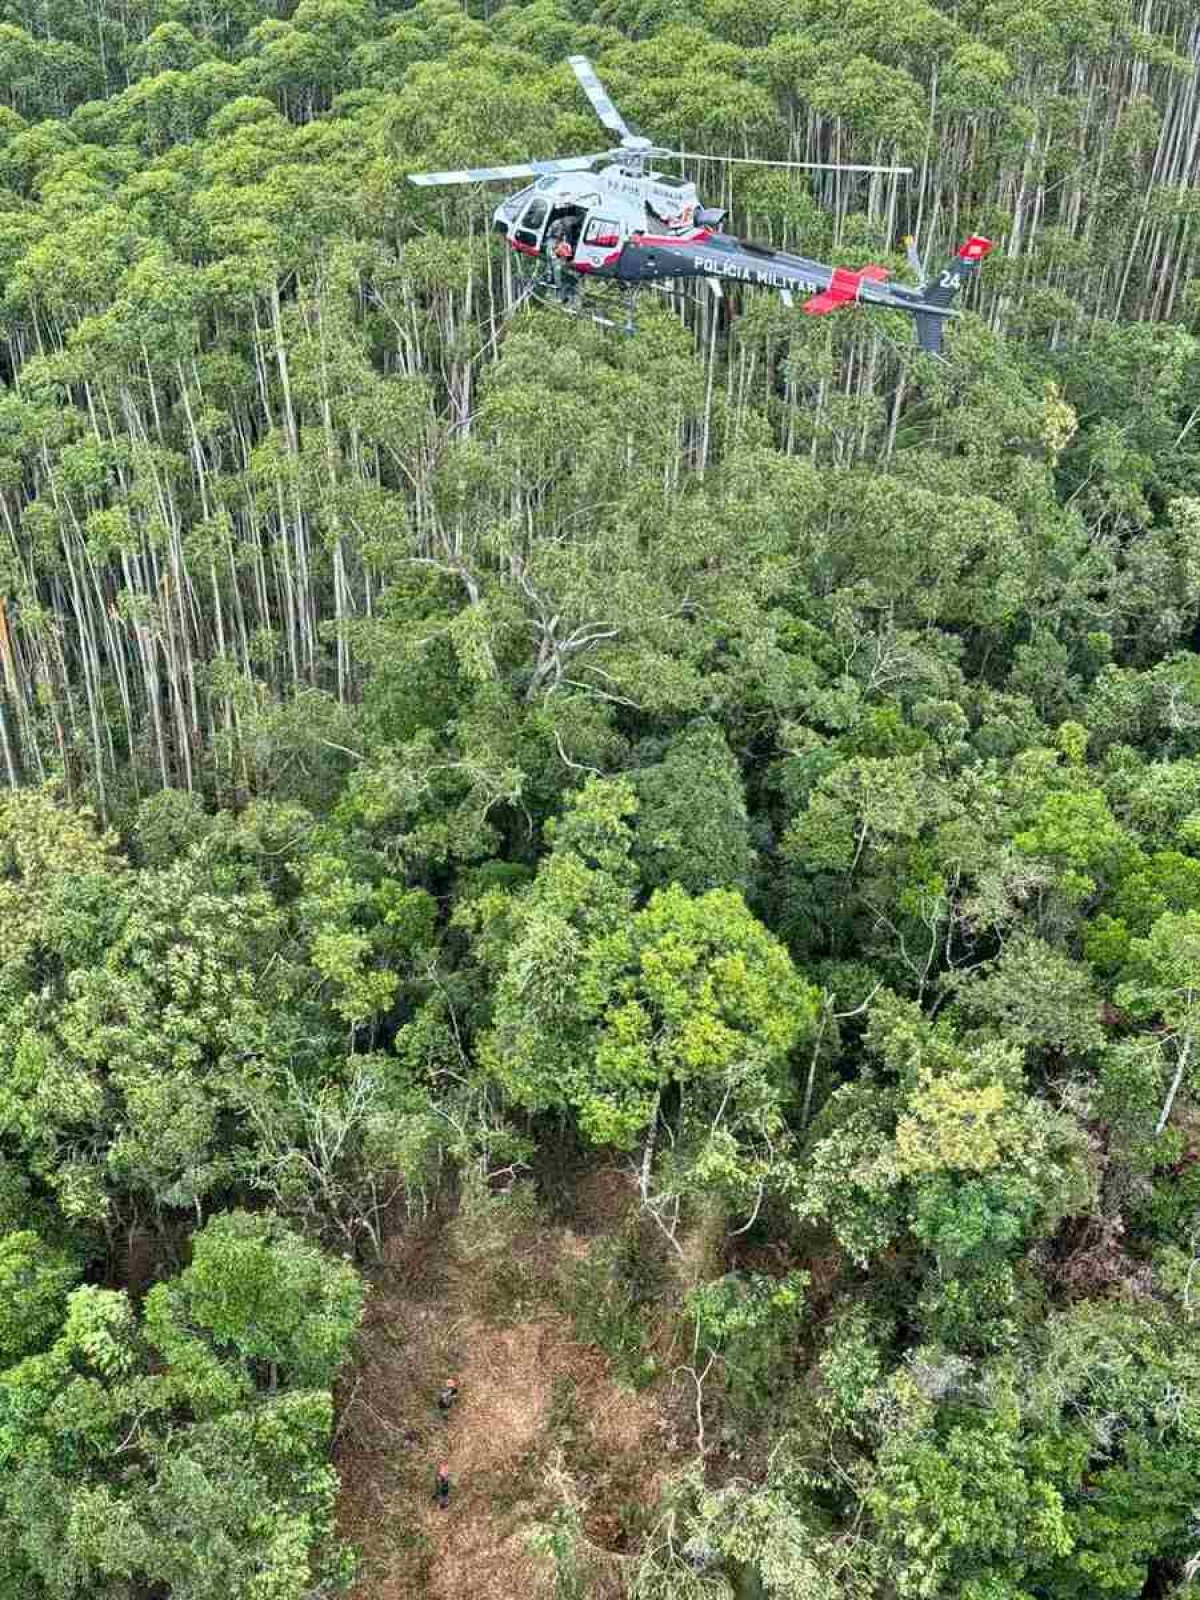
[336,1176,690,1599]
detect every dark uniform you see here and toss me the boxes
[437,1378,459,1412]
[434,1464,451,1510]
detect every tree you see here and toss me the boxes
[481,779,816,1232]
[867,1399,1074,1598]
[798,997,1092,1327]
[486,783,812,1120]
[0,1231,79,1365]
[684,1268,808,1430]
[1114,910,1200,1136]
[148,1208,363,1390]
[0,1214,361,1600]
[3,1,1200,1593]
[955,935,1105,1064]
[631,719,755,896]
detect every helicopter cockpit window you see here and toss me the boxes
[499,185,533,220]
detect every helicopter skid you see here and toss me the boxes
[529,286,621,330]
[516,251,703,334]
[515,257,630,330]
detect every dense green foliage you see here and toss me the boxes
[2,0,1200,1595]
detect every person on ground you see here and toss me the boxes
[434,1462,451,1510]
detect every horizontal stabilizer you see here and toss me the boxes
[802,263,889,316]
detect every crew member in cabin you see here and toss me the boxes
[545,211,580,299]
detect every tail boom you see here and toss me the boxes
[799,235,991,352]
[610,231,992,353]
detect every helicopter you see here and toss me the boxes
[408,56,991,354]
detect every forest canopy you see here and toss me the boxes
[2,0,1200,1596]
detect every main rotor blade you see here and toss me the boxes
[408,155,605,187]
[532,154,609,175]
[672,151,914,176]
[567,55,633,142]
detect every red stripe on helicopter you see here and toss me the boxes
[631,229,713,246]
[574,248,625,272]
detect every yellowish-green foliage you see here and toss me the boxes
[894,1071,1016,1176]
[0,788,125,968]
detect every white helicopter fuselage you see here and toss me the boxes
[493,163,703,262]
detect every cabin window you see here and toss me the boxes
[584,217,620,248]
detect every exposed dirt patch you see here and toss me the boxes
[336,1191,691,1599]
[565,1164,645,1233]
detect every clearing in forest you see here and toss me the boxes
[335,1170,692,1599]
